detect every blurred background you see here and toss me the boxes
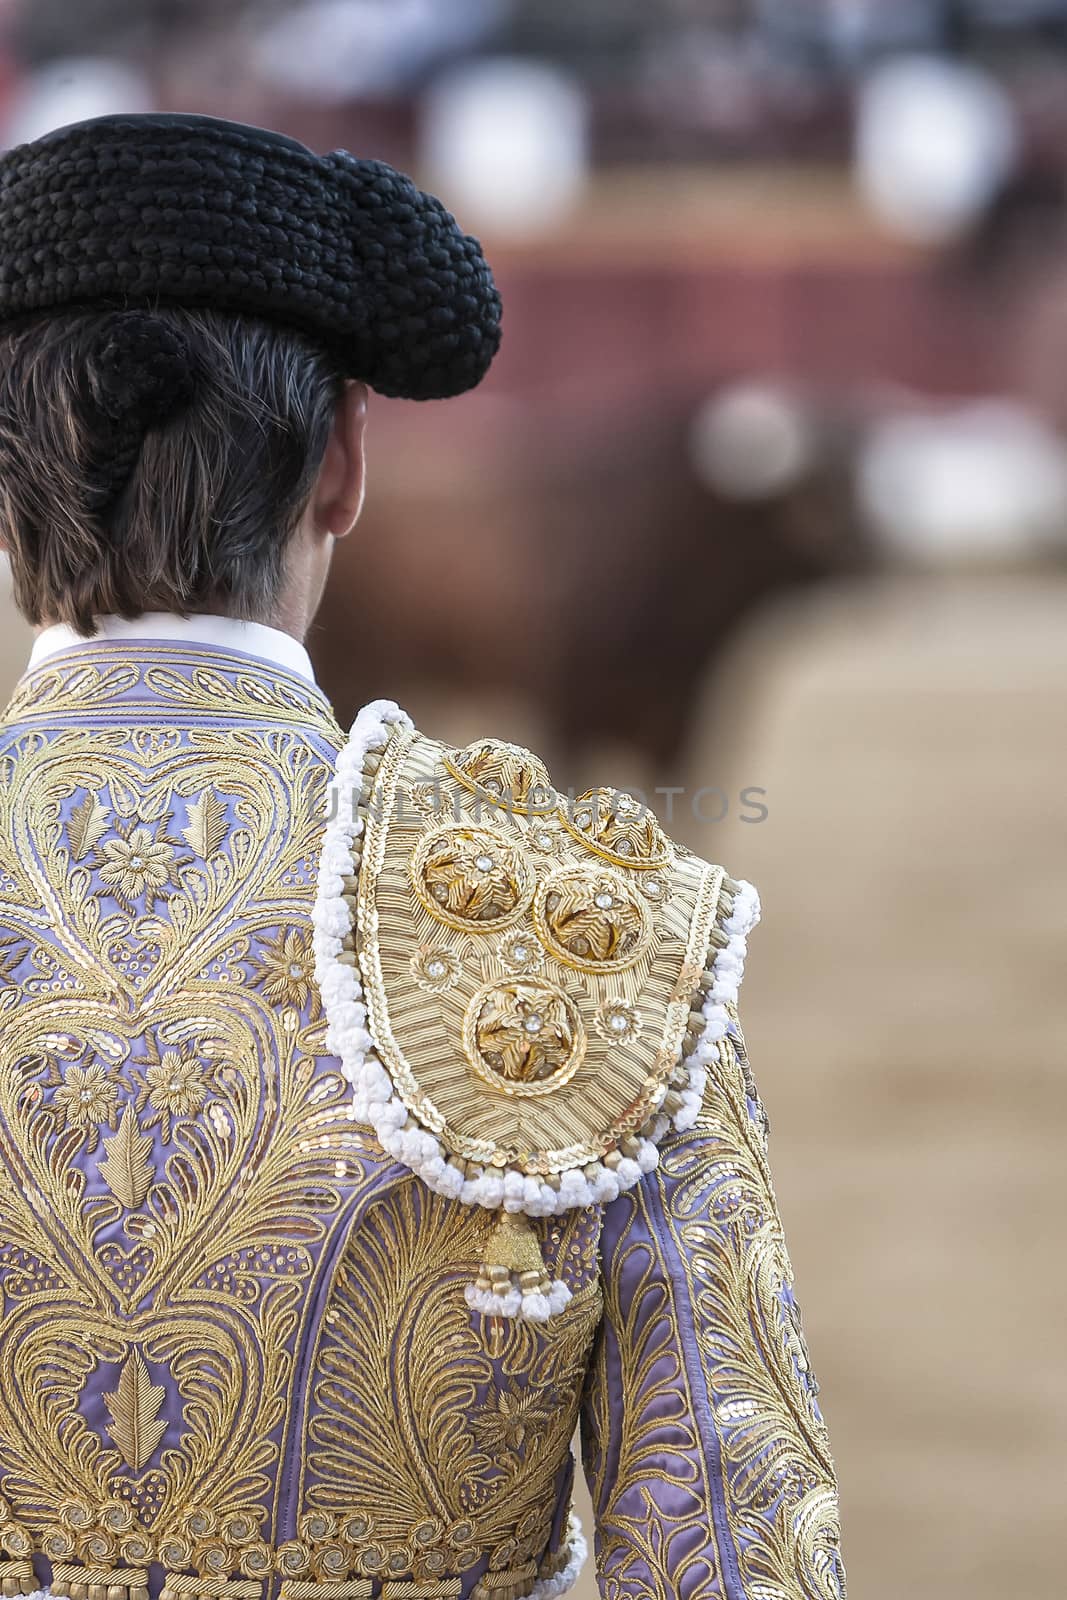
[1,1,1066,1595]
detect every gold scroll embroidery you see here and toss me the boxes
[3,648,335,734]
[0,678,603,1591]
[0,711,360,1577]
[664,1028,843,1599]
[581,1200,727,1598]
[300,1174,602,1586]
[582,1022,844,1599]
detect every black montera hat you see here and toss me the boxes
[0,111,502,401]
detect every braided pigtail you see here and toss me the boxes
[80,312,199,517]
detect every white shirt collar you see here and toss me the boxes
[28,612,316,684]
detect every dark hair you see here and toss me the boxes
[0,307,343,635]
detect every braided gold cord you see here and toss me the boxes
[160,1578,262,1600]
[380,1583,462,1598]
[278,1584,373,1599]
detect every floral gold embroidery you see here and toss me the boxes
[440,740,556,815]
[0,934,28,983]
[559,787,672,870]
[409,946,461,994]
[469,1385,554,1455]
[253,928,319,1013]
[96,822,182,911]
[593,1000,641,1044]
[133,1038,209,1141]
[5,646,336,732]
[412,825,532,933]
[54,1062,119,1140]
[462,978,584,1093]
[532,866,650,973]
[145,1054,206,1119]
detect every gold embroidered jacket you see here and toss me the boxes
[0,641,844,1600]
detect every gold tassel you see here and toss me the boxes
[470,1209,557,1318]
[0,1565,34,1599]
[0,1567,36,1600]
[52,1565,150,1600]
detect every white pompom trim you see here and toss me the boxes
[465,1278,573,1323]
[312,696,411,1077]
[674,878,761,1133]
[314,701,759,1222]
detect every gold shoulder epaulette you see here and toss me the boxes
[314,701,760,1321]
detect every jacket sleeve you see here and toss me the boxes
[579,1007,846,1600]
